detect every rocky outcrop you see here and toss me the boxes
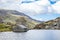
[13,24,28,32]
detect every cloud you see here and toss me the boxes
[0,0,21,3]
[35,0,50,6]
[0,0,50,15]
[52,1,60,14]
[36,18,44,21]
[0,0,60,15]
[19,3,48,15]
[0,0,22,10]
[18,0,51,15]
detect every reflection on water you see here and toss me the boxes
[0,30,60,40]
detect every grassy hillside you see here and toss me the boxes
[0,13,40,31]
[34,17,60,29]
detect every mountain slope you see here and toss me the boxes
[0,9,43,29]
[34,17,60,29]
[0,9,42,23]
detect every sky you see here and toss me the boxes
[0,0,60,21]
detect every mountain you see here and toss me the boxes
[34,17,60,29]
[0,9,42,23]
[0,9,25,16]
[0,9,43,31]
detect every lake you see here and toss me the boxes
[0,30,60,40]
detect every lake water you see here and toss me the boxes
[0,30,60,40]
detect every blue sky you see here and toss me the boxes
[0,0,60,21]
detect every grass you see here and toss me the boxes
[0,23,12,32]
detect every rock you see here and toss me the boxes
[12,24,28,32]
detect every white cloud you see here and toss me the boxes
[36,18,43,21]
[19,3,48,15]
[0,0,60,15]
[0,0,50,14]
[0,0,50,15]
[18,0,51,15]
[0,0,21,3]
[35,0,50,6]
[0,0,22,10]
[48,6,53,13]
[52,1,60,14]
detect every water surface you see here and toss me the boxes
[0,30,60,40]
